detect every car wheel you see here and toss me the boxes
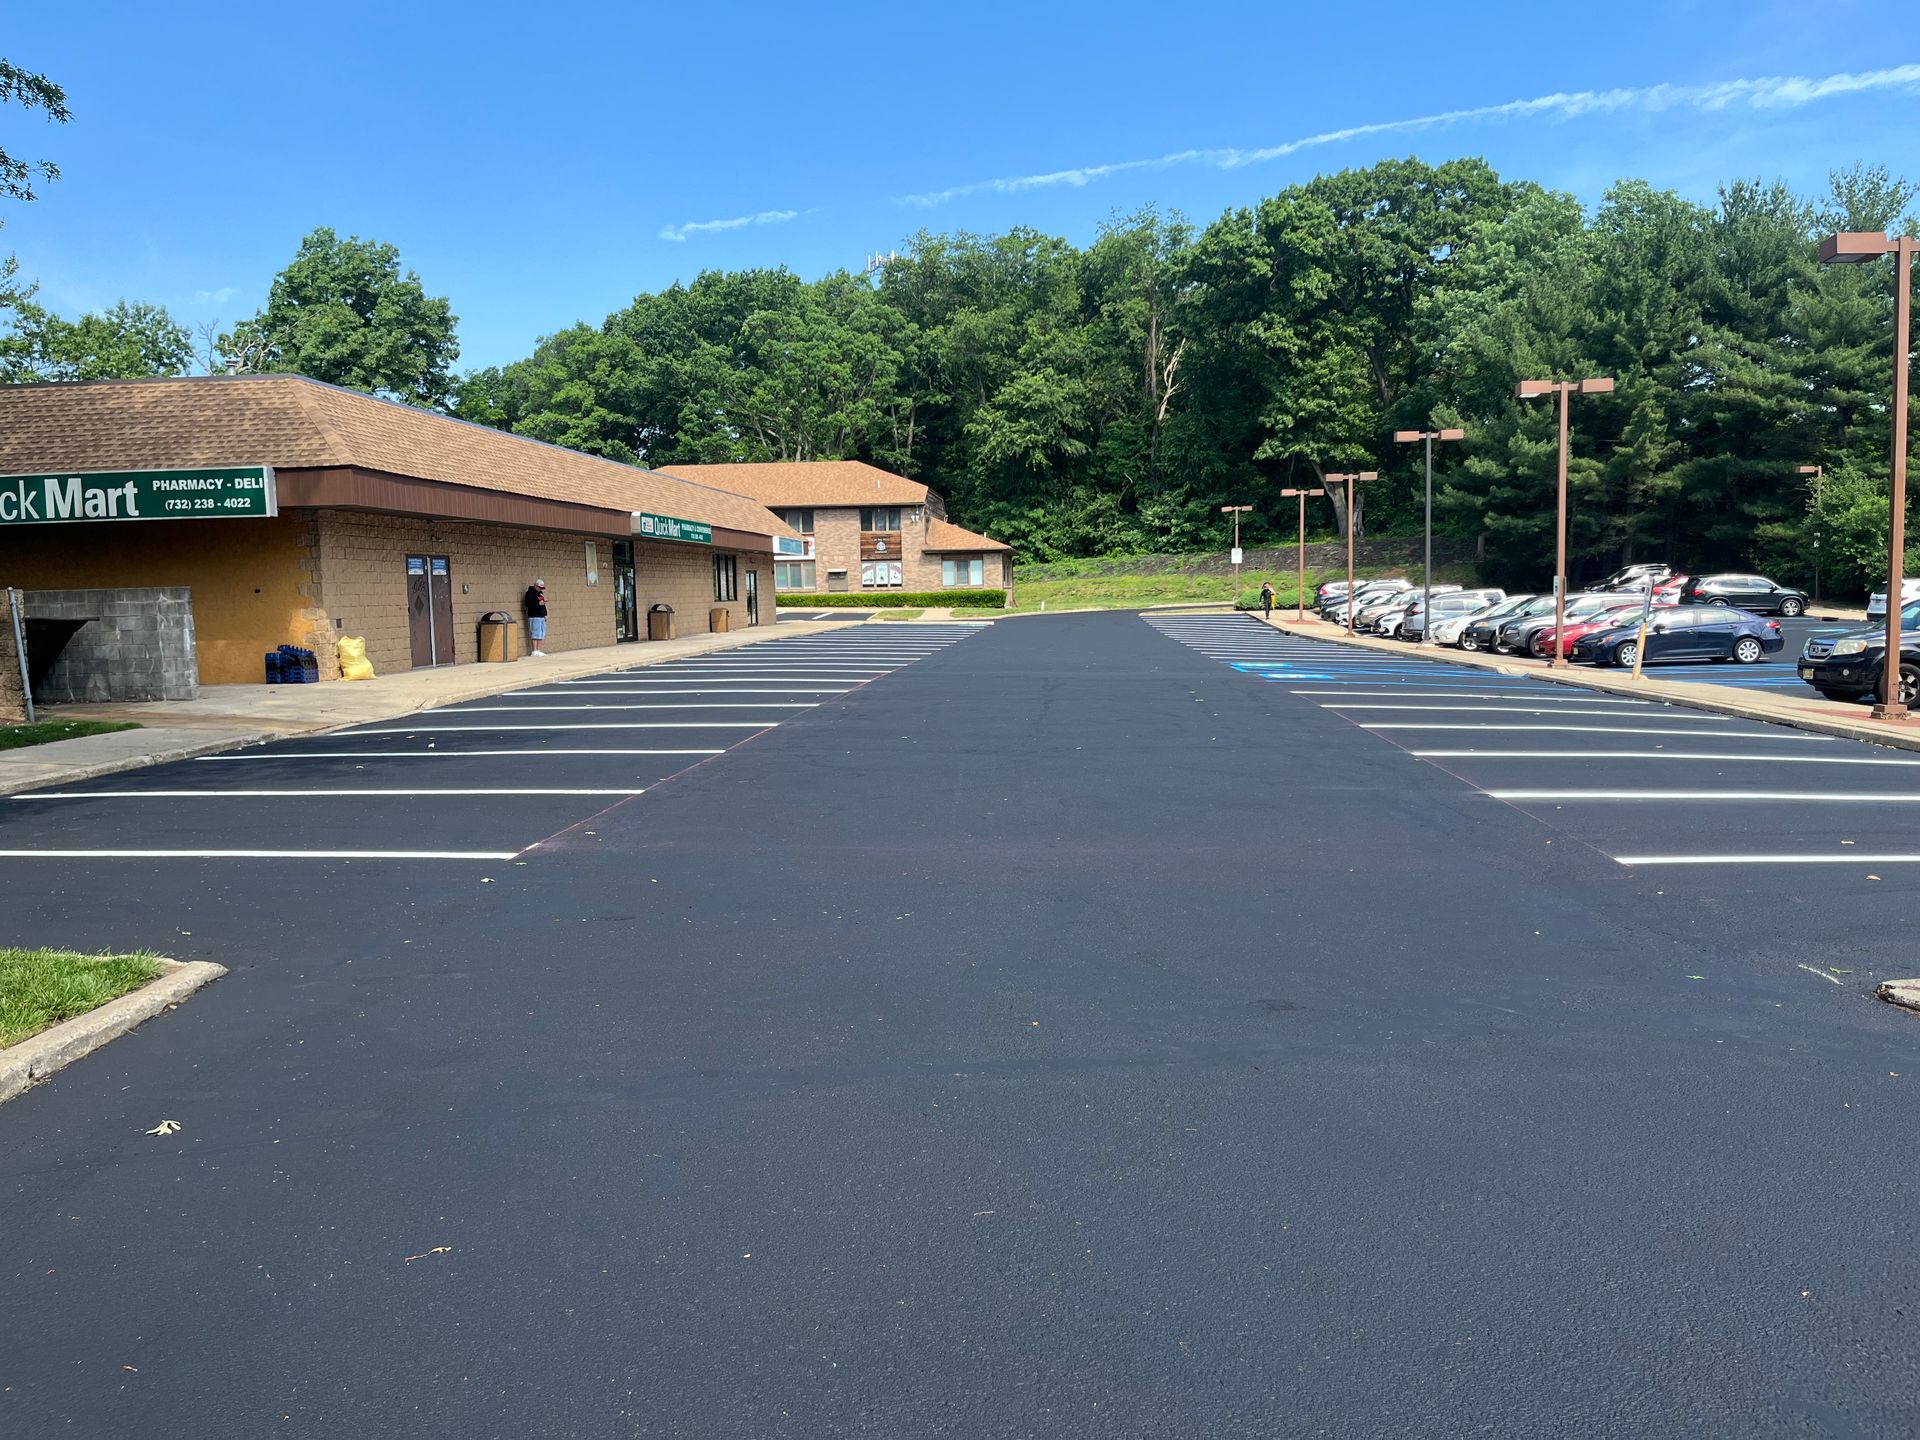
[1733,637,1764,664]
[1615,641,1639,669]
[1708,597,1731,606]
[1460,636,1480,651]
[1778,596,1805,617]
[1903,664,1920,707]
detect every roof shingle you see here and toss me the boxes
[922,516,1012,553]
[0,375,792,539]
[658,460,932,508]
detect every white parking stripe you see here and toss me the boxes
[1487,790,1920,802]
[507,687,850,695]
[1324,704,1703,717]
[199,749,723,759]
[1413,750,1920,764]
[343,722,777,734]
[1290,690,1652,702]
[1616,853,1920,866]
[16,789,649,800]
[0,849,520,860]
[441,703,818,712]
[1362,724,1827,738]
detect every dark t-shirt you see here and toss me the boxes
[524,586,548,618]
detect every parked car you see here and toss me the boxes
[1378,585,1471,637]
[1319,578,1409,622]
[1403,589,1507,643]
[1679,573,1809,617]
[1586,563,1673,593]
[1572,606,1786,668]
[1432,594,1537,648]
[1528,600,1650,659]
[1866,579,1920,622]
[1496,593,1640,655]
[1460,595,1555,652]
[1799,602,1920,703]
[1353,591,1420,632]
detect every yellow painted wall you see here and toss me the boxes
[0,515,320,684]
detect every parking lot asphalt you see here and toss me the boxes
[5,610,1920,1437]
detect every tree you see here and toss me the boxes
[224,227,459,407]
[0,60,68,202]
[0,298,193,381]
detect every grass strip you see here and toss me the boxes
[0,719,143,752]
[0,948,165,1048]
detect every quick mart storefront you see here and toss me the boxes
[0,376,793,692]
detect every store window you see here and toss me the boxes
[713,554,738,602]
[861,561,904,589]
[774,560,817,591]
[941,557,985,588]
[780,508,815,534]
[859,507,901,532]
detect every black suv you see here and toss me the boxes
[1799,603,1920,704]
[1681,573,1809,616]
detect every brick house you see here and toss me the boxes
[657,461,1013,604]
[0,375,797,687]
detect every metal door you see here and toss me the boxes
[428,556,455,664]
[745,567,759,626]
[612,541,638,641]
[406,555,434,667]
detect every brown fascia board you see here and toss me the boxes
[276,466,635,537]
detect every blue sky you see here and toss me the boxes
[5,1,1919,370]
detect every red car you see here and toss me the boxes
[1529,602,1659,659]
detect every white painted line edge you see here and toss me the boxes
[0,850,521,860]
[15,789,650,800]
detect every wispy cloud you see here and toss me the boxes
[896,62,1920,208]
[658,208,801,243]
[190,286,237,306]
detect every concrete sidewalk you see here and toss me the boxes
[1259,610,1920,754]
[0,623,847,795]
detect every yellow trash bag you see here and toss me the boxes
[337,635,376,681]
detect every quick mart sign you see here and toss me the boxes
[0,466,277,525]
[634,510,712,545]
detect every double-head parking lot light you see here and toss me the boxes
[1221,504,1253,608]
[1280,487,1327,619]
[1323,472,1379,634]
[1818,231,1915,719]
[1798,464,1825,605]
[1515,378,1614,667]
[1393,428,1465,644]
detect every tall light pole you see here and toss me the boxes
[1818,229,1914,718]
[1221,504,1252,608]
[1393,427,1465,644]
[1280,487,1326,619]
[1515,378,1615,667]
[1798,464,1825,606]
[1324,471,1379,635]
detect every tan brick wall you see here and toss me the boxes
[631,538,772,636]
[0,586,26,723]
[786,506,1007,600]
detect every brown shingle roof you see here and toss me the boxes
[0,375,793,539]
[658,460,932,508]
[922,516,1012,553]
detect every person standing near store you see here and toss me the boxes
[1260,580,1276,618]
[524,578,549,657]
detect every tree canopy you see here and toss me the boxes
[0,298,193,382]
[452,158,1917,588]
[224,227,459,407]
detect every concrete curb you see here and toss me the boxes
[0,958,227,1104]
[0,731,282,797]
[1258,613,1920,756]
[1878,980,1920,1013]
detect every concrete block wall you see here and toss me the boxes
[0,588,26,722]
[24,586,199,703]
[630,538,772,636]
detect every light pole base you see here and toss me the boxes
[1870,702,1912,721]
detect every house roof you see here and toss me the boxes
[657,460,932,508]
[922,516,1012,553]
[0,375,794,540]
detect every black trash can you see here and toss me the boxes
[478,611,517,662]
[647,603,674,641]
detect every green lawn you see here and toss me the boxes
[0,718,142,751]
[872,609,927,621]
[0,948,164,1048]
[1007,563,1479,613]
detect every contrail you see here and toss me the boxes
[658,208,801,243]
[895,62,1920,208]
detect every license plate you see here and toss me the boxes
[1799,666,1815,680]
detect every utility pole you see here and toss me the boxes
[1221,505,1252,608]
[1280,488,1326,619]
[1393,428,1464,644]
[1323,473,1379,635]
[1514,378,1615,667]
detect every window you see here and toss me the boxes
[941,557,985,587]
[861,561,903,588]
[860,507,901,532]
[713,554,738,602]
[773,560,816,591]
[780,508,815,534]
